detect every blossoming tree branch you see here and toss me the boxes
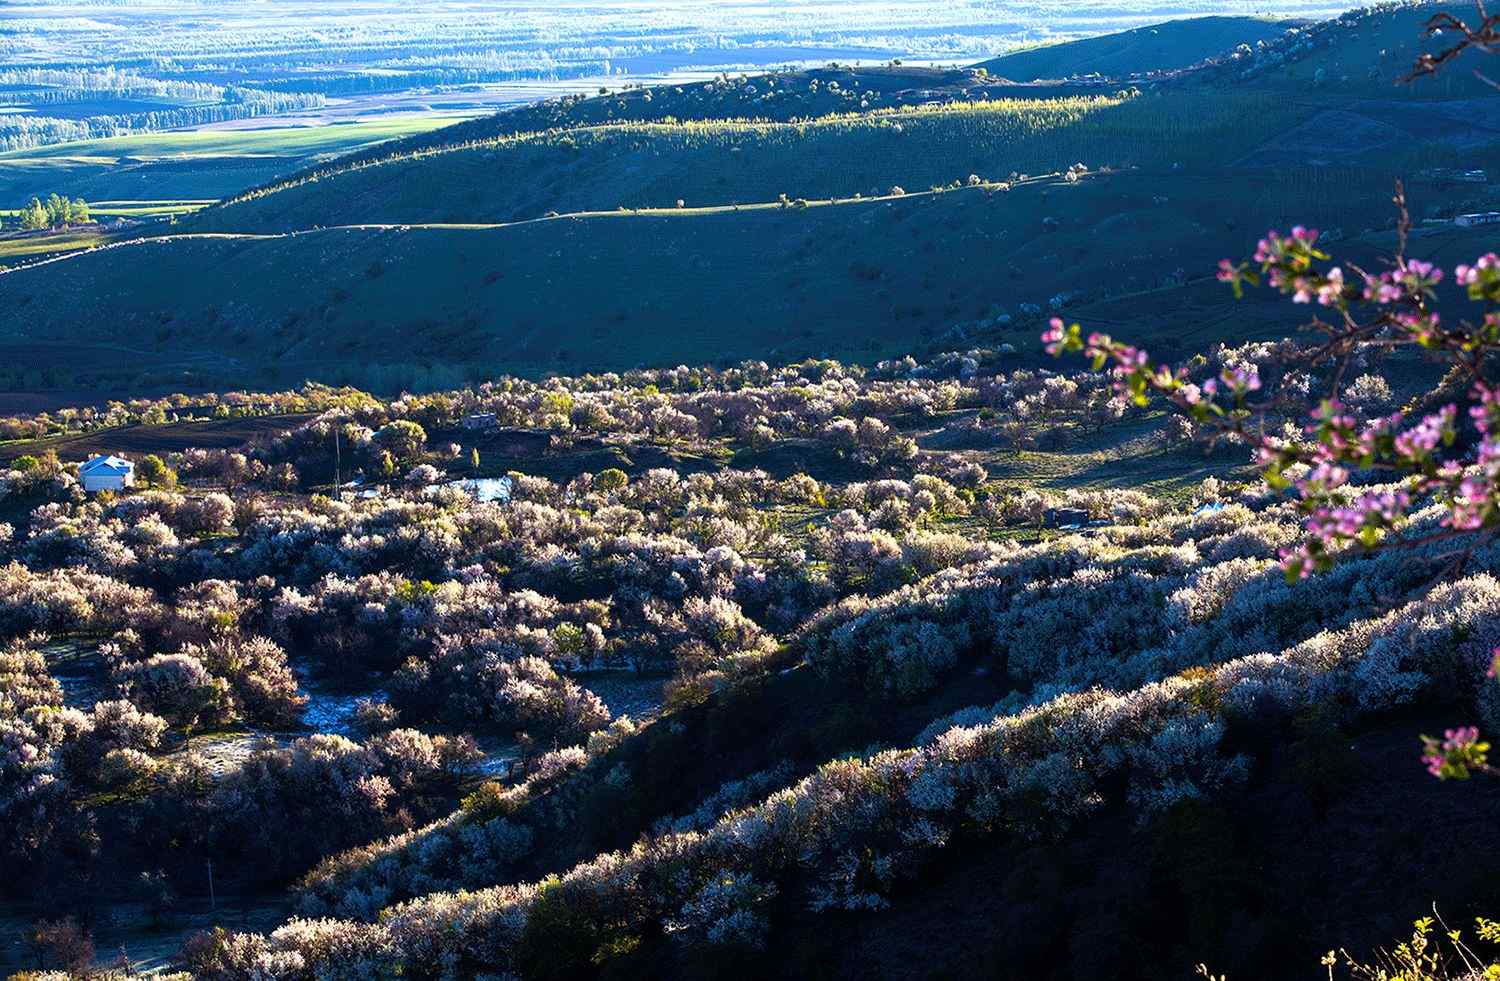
[1045,203,1500,779]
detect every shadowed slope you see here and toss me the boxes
[0,169,1450,391]
[977,15,1300,81]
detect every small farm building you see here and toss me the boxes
[79,455,134,492]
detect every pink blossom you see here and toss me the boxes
[1363,272,1404,305]
[1220,364,1261,394]
[1393,405,1456,459]
[1316,267,1345,306]
[1422,727,1485,779]
[1040,318,1066,355]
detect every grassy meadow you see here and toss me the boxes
[0,230,107,267]
[0,115,476,266]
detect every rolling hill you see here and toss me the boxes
[196,67,996,215]
[187,92,1305,234]
[187,2,1494,237]
[0,166,1477,393]
[978,2,1500,100]
[976,15,1302,81]
[1176,0,1500,95]
[0,1,1496,395]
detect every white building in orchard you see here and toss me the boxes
[79,455,135,492]
[1456,211,1500,228]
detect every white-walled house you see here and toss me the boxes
[79,455,135,492]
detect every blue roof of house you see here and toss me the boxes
[80,455,134,474]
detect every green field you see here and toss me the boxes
[0,115,476,207]
[0,199,212,220]
[0,204,209,268]
[0,229,107,266]
[88,200,216,217]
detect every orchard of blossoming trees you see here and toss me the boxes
[0,304,1494,959]
[0,295,1496,975]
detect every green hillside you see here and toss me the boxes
[245,67,987,187]
[193,68,1085,233]
[190,92,1308,233]
[0,166,1469,392]
[2,3,1498,395]
[187,90,1500,238]
[977,15,1300,81]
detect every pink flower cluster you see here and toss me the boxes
[1419,652,1500,783]
[1271,400,1467,573]
[1394,404,1457,460]
[1217,364,1261,396]
[1363,259,1444,306]
[1253,225,1320,266]
[1446,384,1500,531]
[1041,317,1071,357]
[1305,488,1411,541]
[1313,266,1345,307]
[1456,252,1499,290]
[1421,726,1489,780]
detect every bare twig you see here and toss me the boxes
[1404,1,1500,91]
